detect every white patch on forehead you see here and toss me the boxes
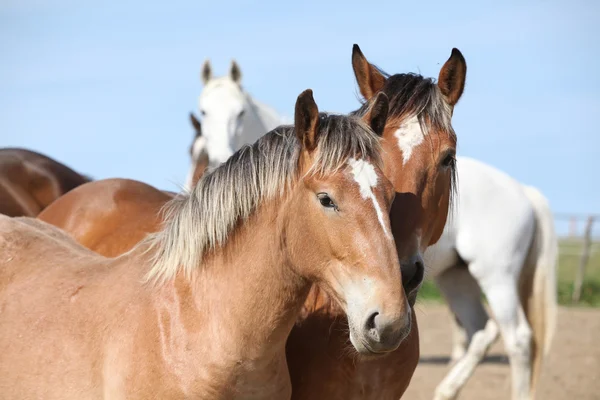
[348,158,378,198]
[347,158,390,237]
[394,116,425,165]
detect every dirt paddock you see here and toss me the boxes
[403,304,600,399]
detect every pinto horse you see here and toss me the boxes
[0,90,412,399]
[286,46,466,399]
[38,45,466,399]
[0,148,90,217]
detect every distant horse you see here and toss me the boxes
[424,156,558,400]
[0,89,411,399]
[38,45,467,399]
[0,148,90,217]
[184,59,284,189]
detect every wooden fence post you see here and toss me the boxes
[572,216,595,303]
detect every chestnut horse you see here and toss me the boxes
[38,45,466,399]
[0,90,412,399]
[0,148,90,217]
[38,178,174,257]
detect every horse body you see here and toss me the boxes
[0,148,90,217]
[425,156,558,400]
[2,91,410,399]
[0,216,296,399]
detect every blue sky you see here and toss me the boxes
[1,0,599,234]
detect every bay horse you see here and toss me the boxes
[0,89,412,399]
[186,59,285,189]
[424,156,558,400]
[37,45,467,399]
[0,148,90,217]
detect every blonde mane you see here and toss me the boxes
[143,113,381,283]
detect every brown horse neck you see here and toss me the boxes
[133,203,311,397]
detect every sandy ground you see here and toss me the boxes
[403,304,600,400]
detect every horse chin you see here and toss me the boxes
[349,331,394,359]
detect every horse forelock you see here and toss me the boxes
[352,71,458,212]
[201,76,245,101]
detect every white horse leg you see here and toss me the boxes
[449,315,467,363]
[479,277,533,400]
[434,267,499,400]
[435,266,487,363]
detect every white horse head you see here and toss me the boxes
[195,59,283,169]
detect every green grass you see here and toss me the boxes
[418,239,600,307]
[557,239,600,307]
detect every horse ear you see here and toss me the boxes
[352,44,387,100]
[367,93,389,137]
[294,89,320,152]
[230,60,242,83]
[438,48,467,106]
[189,113,201,136]
[201,59,212,84]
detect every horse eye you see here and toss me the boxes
[317,193,336,209]
[200,110,206,116]
[441,153,455,168]
[238,110,245,118]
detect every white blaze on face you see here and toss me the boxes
[348,158,390,237]
[394,116,425,165]
[198,78,245,165]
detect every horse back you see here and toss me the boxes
[38,178,174,257]
[0,215,100,286]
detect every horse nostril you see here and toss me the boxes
[365,311,380,341]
